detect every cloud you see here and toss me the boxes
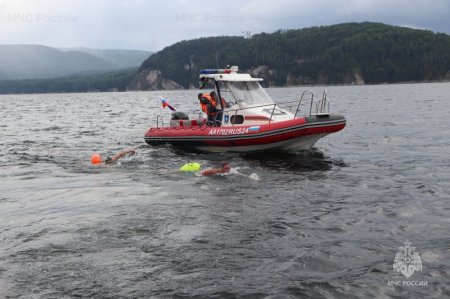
[0,0,449,50]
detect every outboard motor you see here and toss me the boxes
[170,111,191,127]
[171,111,189,120]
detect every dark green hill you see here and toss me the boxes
[0,68,137,94]
[130,22,450,89]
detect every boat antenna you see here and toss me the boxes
[214,39,219,69]
[242,31,252,39]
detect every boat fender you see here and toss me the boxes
[180,162,201,172]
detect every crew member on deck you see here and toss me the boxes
[210,91,228,126]
[198,92,217,124]
[210,91,227,110]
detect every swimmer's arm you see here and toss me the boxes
[109,148,135,163]
[200,168,221,176]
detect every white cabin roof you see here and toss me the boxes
[200,73,263,82]
[199,67,263,82]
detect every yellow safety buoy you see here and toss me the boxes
[179,162,201,172]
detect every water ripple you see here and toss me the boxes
[1,84,450,298]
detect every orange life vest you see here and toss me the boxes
[200,93,217,114]
[210,93,227,109]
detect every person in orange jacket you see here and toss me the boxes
[198,92,217,123]
[210,91,228,110]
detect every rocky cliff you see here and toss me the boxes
[131,22,450,90]
[127,69,184,90]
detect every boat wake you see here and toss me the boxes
[195,166,260,180]
[229,167,260,180]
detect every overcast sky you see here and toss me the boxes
[0,0,449,51]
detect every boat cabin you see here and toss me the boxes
[147,66,344,153]
[197,66,294,127]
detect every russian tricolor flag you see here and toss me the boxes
[160,97,176,111]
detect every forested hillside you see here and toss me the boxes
[0,68,137,94]
[2,22,449,94]
[131,22,450,89]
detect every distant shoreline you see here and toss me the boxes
[1,80,449,96]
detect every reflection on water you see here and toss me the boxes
[1,83,450,298]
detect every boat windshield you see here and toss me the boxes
[219,81,273,106]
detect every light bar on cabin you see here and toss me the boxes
[199,66,238,75]
[199,69,231,74]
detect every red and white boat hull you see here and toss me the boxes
[144,114,346,153]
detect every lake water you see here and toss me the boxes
[1,83,450,298]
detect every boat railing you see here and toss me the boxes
[156,114,164,127]
[226,89,330,126]
[154,112,205,128]
[293,89,330,117]
[315,89,330,116]
[152,89,330,128]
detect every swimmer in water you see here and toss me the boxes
[91,148,135,165]
[199,162,231,176]
[179,162,201,172]
[178,162,258,179]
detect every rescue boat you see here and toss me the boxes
[144,66,346,153]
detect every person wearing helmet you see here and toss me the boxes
[197,92,217,124]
